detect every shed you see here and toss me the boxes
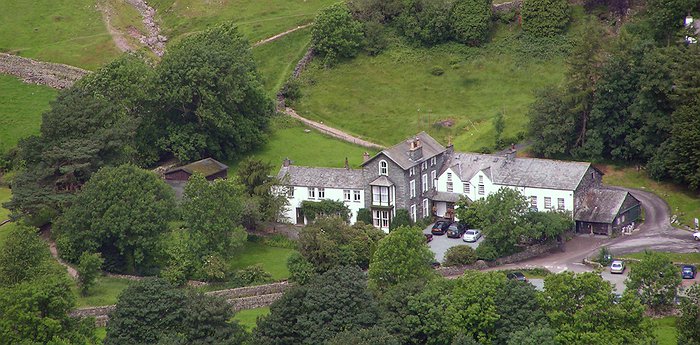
[164,158,228,181]
[574,189,641,236]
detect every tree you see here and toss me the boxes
[521,0,571,37]
[153,22,273,162]
[625,251,681,311]
[507,324,560,345]
[493,280,549,345]
[177,293,248,345]
[397,0,455,45]
[182,173,247,259]
[527,87,576,158]
[105,278,187,345]
[493,111,506,148]
[325,326,400,345]
[451,0,492,46]
[0,224,50,286]
[541,272,651,345]
[356,208,372,224]
[644,0,697,42]
[236,158,288,224]
[54,164,176,274]
[368,225,435,293]
[443,245,477,266]
[286,252,316,285]
[77,252,104,296]
[254,266,380,344]
[390,208,412,230]
[520,210,572,244]
[452,333,483,345]
[312,3,365,65]
[377,280,428,344]
[678,283,700,345]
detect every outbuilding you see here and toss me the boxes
[164,158,229,181]
[574,189,641,236]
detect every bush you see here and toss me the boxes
[430,66,445,76]
[443,245,478,266]
[596,246,612,266]
[451,0,492,46]
[521,0,571,37]
[281,78,302,101]
[77,252,104,296]
[390,209,412,230]
[161,264,188,287]
[357,208,372,224]
[236,264,273,285]
[312,3,365,65]
[475,242,499,261]
[287,252,316,285]
[397,0,455,45]
[363,20,389,56]
[201,255,229,282]
[262,234,297,249]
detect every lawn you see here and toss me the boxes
[621,251,700,265]
[252,27,311,96]
[652,316,678,345]
[602,166,700,228]
[0,0,120,69]
[293,20,573,150]
[229,240,297,281]
[150,0,335,42]
[95,327,107,342]
[74,276,133,307]
[0,75,57,155]
[227,116,375,172]
[233,306,270,331]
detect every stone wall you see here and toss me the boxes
[0,53,89,89]
[492,0,522,13]
[228,293,284,312]
[277,48,314,110]
[207,281,290,299]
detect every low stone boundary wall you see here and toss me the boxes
[207,281,290,299]
[492,0,522,13]
[228,293,284,312]
[0,53,89,89]
[438,241,562,277]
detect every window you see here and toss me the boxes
[479,175,483,183]
[379,160,388,176]
[430,171,436,188]
[447,182,453,192]
[530,196,538,209]
[421,161,428,171]
[478,184,485,195]
[410,180,416,198]
[288,187,294,198]
[422,174,428,192]
[344,190,351,201]
[374,210,390,229]
[430,157,436,166]
[372,186,389,206]
[463,183,470,194]
[544,197,552,209]
[318,188,325,199]
[409,167,415,176]
[423,199,429,218]
[447,172,452,180]
[410,204,417,222]
[382,211,389,228]
[558,198,565,210]
[353,190,361,202]
[308,187,315,199]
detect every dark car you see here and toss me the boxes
[507,272,527,282]
[446,222,467,238]
[431,220,451,235]
[424,233,434,243]
[682,265,697,279]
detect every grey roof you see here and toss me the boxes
[165,158,228,177]
[277,166,365,189]
[432,191,464,203]
[363,132,446,170]
[445,153,592,191]
[574,189,631,223]
[370,175,394,187]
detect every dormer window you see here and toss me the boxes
[379,160,388,176]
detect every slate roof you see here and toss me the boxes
[574,189,631,224]
[445,153,592,191]
[277,166,365,189]
[165,158,228,177]
[363,132,446,170]
[432,191,465,203]
[369,175,394,187]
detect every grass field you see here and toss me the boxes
[603,166,700,228]
[253,27,311,96]
[0,0,119,69]
[233,306,270,331]
[0,75,57,155]
[150,0,334,43]
[652,316,678,345]
[74,276,133,307]
[229,240,297,281]
[293,23,570,149]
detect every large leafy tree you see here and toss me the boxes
[625,251,681,311]
[0,224,51,286]
[678,284,700,345]
[397,0,456,45]
[521,0,571,37]
[493,279,549,345]
[367,225,435,293]
[153,22,274,162]
[377,280,427,344]
[254,266,380,344]
[644,0,698,42]
[54,164,176,273]
[541,272,651,345]
[236,158,289,225]
[312,3,365,65]
[450,0,492,46]
[325,326,400,345]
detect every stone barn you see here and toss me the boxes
[574,189,641,236]
[164,158,228,181]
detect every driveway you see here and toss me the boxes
[424,224,482,262]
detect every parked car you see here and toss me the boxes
[446,222,467,238]
[507,272,527,282]
[682,265,697,279]
[462,229,482,242]
[424,233,434,243]
[431,220,451,235]
[431,261,441,269]
[610,260,625,274]
[694,232,700,241]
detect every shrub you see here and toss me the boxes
[357,208,373,224]
[390,209,412,230]
[201,255,228,282]
[236,264,273,285]
[300,199,351,222]
[262,234,297,249]
[521,0,571,37]
[287,252,316,285]
[596,246,612,266]
[312,3,365,65]
[397,0,455,45]
[363,20,389,56]
[475,242,499,261]
[430,66,445,76]
[281,78,302,101]
[451,0,492,46]
[77,252,104,296]
[161,264,188,287]
[443,245,478,266]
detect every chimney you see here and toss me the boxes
[283,157,292,167]
[408,137,423,161]
[506,144,516,162]
[363,152,370,163]
[446,136,454,155]
[344,157,349,170]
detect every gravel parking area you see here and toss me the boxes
[424,223,482,262]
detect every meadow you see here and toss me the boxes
[253,27,311,96]
[233,307,270,331]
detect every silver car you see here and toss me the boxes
[462,229,482,242]
[610,260,625,274]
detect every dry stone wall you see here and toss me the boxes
[492,0,522,13]
[0,53,89,89]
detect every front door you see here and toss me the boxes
[296,208,304,225]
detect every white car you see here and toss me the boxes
[462,229,482,242]
[610,260,625,274]
[694,232,700,241]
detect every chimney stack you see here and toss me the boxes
[409,137,423,161]
[283,157,292,167]
[506,144,516,162]
[363,152,370,163]
[344,157,349,169]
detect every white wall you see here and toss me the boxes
[283,186,365,224]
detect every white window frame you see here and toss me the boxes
[447,172,452,181]
[288,186,294,198]
[530,196,538,209]
[353,190,361,202]
[447,182,453,193]
[422,199,429,218]
[430,170,436,188]
[479,175,483,183]
[308,187,315,199]
[410,180,416,198]
[558,198,565,210]
[544,197,552,209]
[318,188,325,199]
[421,161,428,171]
[372,186,389,206]
[409,167,415,176]
[410,204,417,222]
[430,157,436,166]
[463,182,470,194]
[379,160,388,176]
[478,184,485,195]
[343,189,351,201]
[422,174,428,192]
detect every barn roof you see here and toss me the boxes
[444,153,593,191]
[165,158,228,178]
[574,189,633,224]
[277,166,365,189]
[363,132,446,170]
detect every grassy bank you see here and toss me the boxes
[603,166,700,228]
[233,306,270,331]
[621,252,700,265]
[229,240,297,281]
[74,276,133,307]
[252,27,311,96]
[652,316,678,345]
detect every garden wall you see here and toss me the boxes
[492,0,522,13]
